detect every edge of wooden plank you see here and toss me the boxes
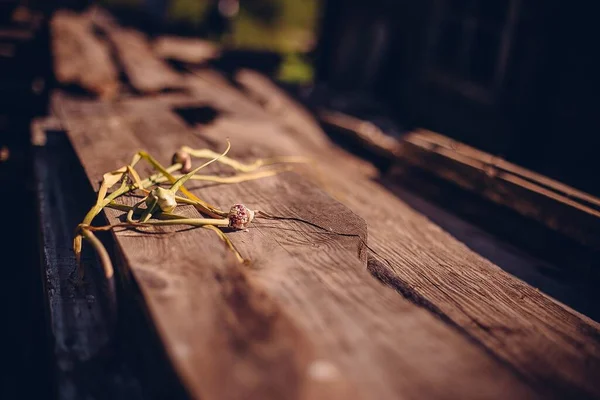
[32,118,146,400]
[398,130,600,248]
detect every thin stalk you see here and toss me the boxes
[137,150,226,218]
[181,146,311,173]
[81,228,114,279]
[80,217,229,230]
[152,166,292,185]
[74,155,163,277]
[170,140,231,193]
[203,225,246,264]
[107,202,185,220]
[90,203,246,264]
[75,142,247,285]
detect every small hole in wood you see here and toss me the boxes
[173,105,221,127]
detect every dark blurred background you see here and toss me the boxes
[1,0,599,398]
[318,0,600,197]
[3,0,599,192]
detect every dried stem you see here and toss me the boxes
[153,166,292,185]
[75,141,304,287]
[181,146,311,173]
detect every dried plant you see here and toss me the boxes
[75,140,305,282]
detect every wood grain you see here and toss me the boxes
[50,10,119,98]
[54,94,537,400]
[90,10,182,94]
[231,71,600,399]
[318,109,403,158]
[33,121,144,400]
[397,129,600,248]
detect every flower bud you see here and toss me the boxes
[147,187,177,213]
[228,204,255,229]
[172,150,192,173]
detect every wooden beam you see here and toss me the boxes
[232,71,600,399]
[32,118,145,400]
[90,10,183,94]
[53,93,536,400]
[50,10,119,99]
[397,129,600,248]
[318,109,402,158]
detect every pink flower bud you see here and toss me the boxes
[172,150,192,173]
[228,204,255,229]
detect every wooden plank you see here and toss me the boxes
[154,36,220,64]
[387,184,600,322]
[236,70,337,152]
[32,118,145,400]
[318,109,403,158]
[313,109,600,249]
[50,10,119,99]
[397,129,600,248]
[91,10,183,94]
[229,71,600,399]
[413,129,600,210]
[315,109,599,267]
[54,94,536,400]
[185,68,272,118]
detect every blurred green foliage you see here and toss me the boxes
[99,0,318,83]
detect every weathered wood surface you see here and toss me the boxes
[318,109,403,158]
[323,112,600,250]
[411,130,600,208]
[396,129,600,248]
[33,119,144,400]
[52,92,539,400]
[225,70,600,399]
[89,10,183,94]
[154,36,220,64]
[44,11,600,391]
[50,11,119,99]
[387,183,600,322]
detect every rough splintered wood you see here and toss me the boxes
[33,120,144,400]
[55,96,536,400]
[90,10,182,94]
[154,36,220,64]
[229,71,600,399]
[51,11,118,99]
[318,109,403,158]
[397,129,600,248]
